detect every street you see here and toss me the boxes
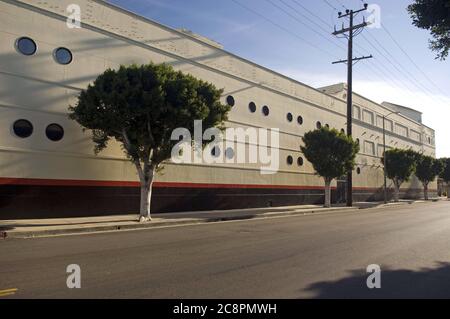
[1,201,450,298]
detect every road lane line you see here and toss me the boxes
[0,288,18,297]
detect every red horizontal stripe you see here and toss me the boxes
[0,178,436,192]
[0,177,333,190]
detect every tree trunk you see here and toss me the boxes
[324,178,332,208]
[393,178,400,202]
[423,183,429,201]
[139,167,155,222]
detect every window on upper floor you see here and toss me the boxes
[287,113,293,122]
[362,110,374,125]
[54,47,73,65]
[395,123,408,137]
[410,130,421,142]
[248,102,257,113]
[364,140,375,156]
[287,155,293,166]
[352,105,361,120]
[16,37,37,56]
[46,123,64,142]
[13,119,33,138]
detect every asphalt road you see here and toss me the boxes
[2,201,450,298]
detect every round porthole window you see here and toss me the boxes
[211,146,221,158]
[46,123,64,141]
[226,95,235,107]
[356,167,361,174]
[13,119,33,138]
[316,121,322,129]
[287,113,293,122]
[287,155,293,166]
[54,47,73,65]
[297,116,303,125]
[262,105,270,116]
[16,37,37,56]
[297,157,304,166]
[225,147,235,159]
[325,124,330,129]
[249,102,257,113]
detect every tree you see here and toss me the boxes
[301,128,359,208]
[440,158,450,198]
[408,0,450,60]
[69,63,231,222]
[415,154,444,200]
[383,149,417,202]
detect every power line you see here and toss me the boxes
[381,23,448,99]
[322,0,338,11]
[291,0,333,28]
[230,0,337,59]
[322,1,447,105]
[265,0,347,53]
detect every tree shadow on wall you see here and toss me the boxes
[304,262,450,299]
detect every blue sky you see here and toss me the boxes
[108,0,450,157]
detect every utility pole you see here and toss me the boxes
[332,4,372,207]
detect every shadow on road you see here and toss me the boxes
[304,262,450,299]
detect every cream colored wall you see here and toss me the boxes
[0,0,437,192]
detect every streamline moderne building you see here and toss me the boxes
[0,0,437,219]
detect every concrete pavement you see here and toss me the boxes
[0,200,431,239]
[1,200,450,298]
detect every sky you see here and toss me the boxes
[108,0,450,157]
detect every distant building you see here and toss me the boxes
[0,0,437,219]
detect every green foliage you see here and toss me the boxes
[301,128,359,182]
[415,154,443,185]
[440,158,450,182]
[382,149,417,184]
[408,0,450,60]
[69,63,231,168]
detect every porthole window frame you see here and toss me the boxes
[287,155,294,166]
[356,167,361,175]
[211,146,221,158]
[262,105,270,117]
[316,121,322,129]
[13,119,34,139]
[297,116,303,125]
[45,123,65,142]
[248,102,257,113]
[15,37,37,56]
[297,157,304,167]
[287,112,293,122]
[225,147,235,159]
[53,47,73,65]
[226,95,235,107]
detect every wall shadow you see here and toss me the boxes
[304,262,450,299]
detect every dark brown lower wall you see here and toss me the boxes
[0,184,435,219]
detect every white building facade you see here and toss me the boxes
[0,0,437,218]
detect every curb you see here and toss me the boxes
[1,206,360,239]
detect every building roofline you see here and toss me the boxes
[381,101,423,115]
[99,1,436,133]
[96,0,348,106]
[318,83,434,131]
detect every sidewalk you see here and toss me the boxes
[0,199,438,239]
